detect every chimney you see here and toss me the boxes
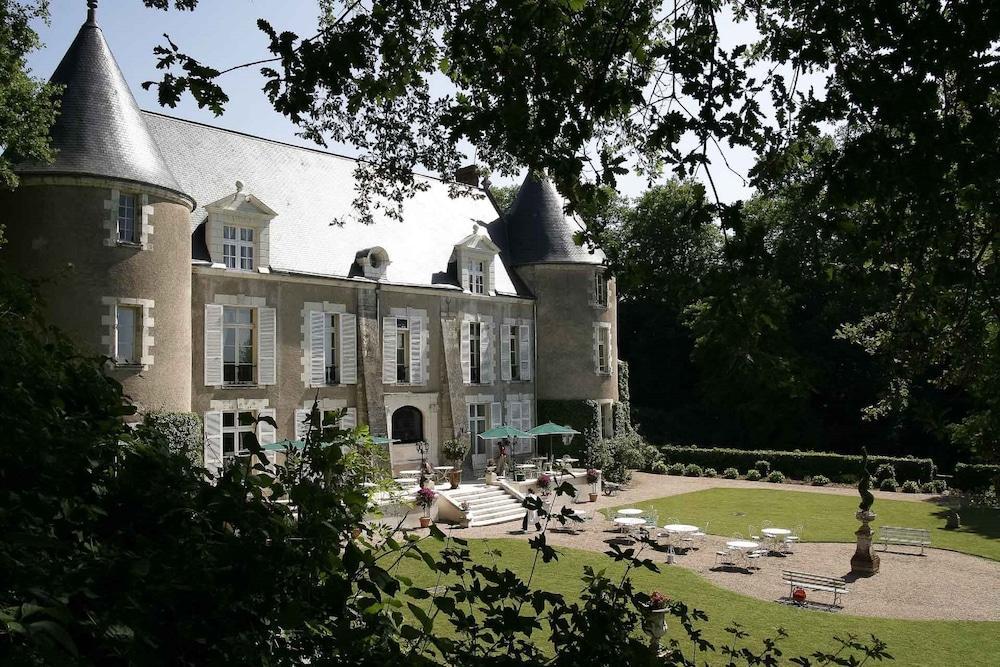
[454,164,480,187]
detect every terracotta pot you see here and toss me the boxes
[351,527,362,540]
[589,493,599,503]
[419,516,432,528]
[448,469,462,489]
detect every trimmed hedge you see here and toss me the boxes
[953,463,1000,491]
[135,411,202,464]
[657,445,935,483]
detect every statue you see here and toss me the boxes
[850,447,880,575]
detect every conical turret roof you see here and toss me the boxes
[500,173,602,265]
[14,5,192,207]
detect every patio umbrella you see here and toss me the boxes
[477,424,535,465]
[527,422,581,462]
[262,439,305,452]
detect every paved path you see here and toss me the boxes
[448,473,1000,621]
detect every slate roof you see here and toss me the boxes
[143,113,522,295]
[493,174,604,266]
[13,10,191,206]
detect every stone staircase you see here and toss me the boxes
[443,485,525,527]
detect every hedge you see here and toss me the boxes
[135,411,203,465]
[657,445,935,483]
[952,463,1000,491]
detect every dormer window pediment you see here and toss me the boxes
[452,224,499,296]
[205,185,277,273]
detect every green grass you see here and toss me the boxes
[604,487,1000,561]
[398,538,1000,666]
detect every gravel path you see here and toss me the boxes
[450,474,1000,621]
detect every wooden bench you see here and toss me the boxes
[781,570,849,607]
[879,526,931,555]
[603,481,623,496]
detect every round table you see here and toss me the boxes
[617,508,643,517]
[613,517,646,529]
[399,469,421,477]
[559,457,579,464]
[663,524,699,534]
[761,528,791,538]
[393,478,416,486]
[568,509,587,518]
[726,540,760,550]
[516,463,536,469]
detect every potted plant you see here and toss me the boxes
[586,468,601,502]
[537,473,553,496]
[642,590,671,655]
[441,437,469,489]
[415,486,437,528]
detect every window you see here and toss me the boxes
[508,325,520,381]
[601,402,614,438]
[223,225,255,270]
[594,271,608,307]
[596,325,611,374]
[395,318,410,383]
[115,304,141,364]
[469,321,482,384]
[222,410,256,461]
[327,313,340,384]
[392,406,424,444]
[117,194,137,243]
[468,403,487,455]
[223,306,255,384]
[467,259,485,294]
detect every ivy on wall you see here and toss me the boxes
[537,399,600,459]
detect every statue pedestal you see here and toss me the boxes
[850,510,880,576]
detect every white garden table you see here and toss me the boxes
[613,516,646,533]
[761,527,792,552]
[663,524,699,534]
[617,508,643,517]
[726,540,760,550]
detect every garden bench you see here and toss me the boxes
[879,526,931,555]
[781,570,849,608]
[603,481,622,496]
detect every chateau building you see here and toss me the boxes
[1,6,619,474]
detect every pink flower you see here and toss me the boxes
[536,473,552,489]
[415,486,437,508]
[649,591,670,610]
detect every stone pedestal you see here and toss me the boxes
[850,510,880,575]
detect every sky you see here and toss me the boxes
[27,0,768,202]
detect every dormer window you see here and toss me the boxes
[452,225,500,296]
[223,225,255,271]
[205,185,276,272]
[467,260,485,294]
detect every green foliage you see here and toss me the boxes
[134,411,202,464]
[649,460,668,475]
[921,480,947,494]
[658,444,934,483]
[600,430,650,484]
[753,460,771,475]
[879,478,899,492]
[953,463,1000,492]
[538,399,599,459]
[683,463,703,477]
[901,480,920,494]
[874,463,897,484]
[440,436,468,466]
[766,471,786,484]
[745,469,763,481]
[722,467,740,479]
[666,462,685,476]
[703,467,718,478]
[810,475,831,487]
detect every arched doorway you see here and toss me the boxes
[391,406,424,444]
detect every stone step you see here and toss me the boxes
[463,496,522,512]
[447,488,508,501]
[468,508,527,527]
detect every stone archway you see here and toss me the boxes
[391,405,424,444]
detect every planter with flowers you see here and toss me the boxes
[586,468,601,502]
[536,473,553,496]
[415,486,437,528]
[441,437,469,489]
[642,590,670,655]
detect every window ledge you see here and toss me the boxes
[115,240,143,249]
[114,362,146,371]
[221,383,261,390]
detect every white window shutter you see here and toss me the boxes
[257,306,277,385]
[204,304,224,386]
[481,322,493,384]
[500,325,511,382]
[510,400,522,430]
[382,317,397,384]
[521,399,532,430]
[293,408,309,442]
[487,260,495,295]
[203,411,223,476]
[341,407,357,430]
[593,324,601,374]
[309,310,327,386]
[519,324,531,380]
[460,320,471,383]
[490,401,502,428]
[258,407,277,446]
[340,313,358,384]
[409,315,423,385]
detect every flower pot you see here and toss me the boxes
[351,527,362,540]
[448,469,462,489]
[419,516,432,528]
[589,492,599,503]
[642,607,669,655]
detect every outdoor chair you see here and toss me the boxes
[749,524,760,540]
[715,547,735,566]
[691,521,709,547]
[784,525,804,552]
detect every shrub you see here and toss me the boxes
[601,431,648,484]
[666,462,685,476]
[650,460,668,475]
[745,469,763,481]
[585,468,601,484]
[135,411,202,464]
[766,470,786,483]
[953,463,1000,492]
[656,445,934,483]
[441,437,469,466]
[879,478,898,492]
[722,467,740,479]
[683,463,703,477]
[754,460,771,475]
[874,463,896,484]
[703,467,718,478]
[901,480,920,493]
[810,474,831,486]
[921,480,947,494]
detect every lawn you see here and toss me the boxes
[604,487,1000,561]
[398,538,1000,666]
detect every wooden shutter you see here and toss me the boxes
[339,313,358,384]
[509,400,522,430]
[258,407,277,465]
[309,310,327,386]
[460,320,471,383]
[257,306,277,385]
[481,321,493,384]
[294,408,309,442]
[409,315,423,385]
[593,324,601,374]
[490,401,502,428]
[487,259,495,295]
[500,323,511,381]
[521,399,532,430]
[204,304,224,386]
[519,324,531,380]
[203,411,223,476]
[382,317,397,384]
[341,407,357,430]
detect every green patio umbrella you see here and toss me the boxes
[371,436,395,445]
[478,424,535,440]
[262,439,305,452]
[527,422,580,462]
